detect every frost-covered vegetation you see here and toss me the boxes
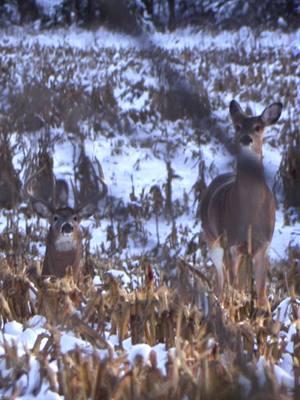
[1,0,300,30]
[0,2,299,399]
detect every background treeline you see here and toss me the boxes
[0,0,299,31]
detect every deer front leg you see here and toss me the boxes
[253,246,270,310]
[229,246,243,289]
[209,244,225,298]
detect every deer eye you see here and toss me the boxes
[235,124,242,132]
[254,125,262,133]
[53,215,59,222]
[73,215,78,222]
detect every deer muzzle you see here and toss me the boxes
[240,134,253,146]
[61,222,74,234]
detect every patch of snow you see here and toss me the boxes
[274,363,294,389]
[18,328,39,348]
[256,355,294,390]
[60,332,94,353]
[26,315,47,330]
[151,27,300,52]
[17,390,60,400]
[151,343,168,373]
[127,343,152,365]
[106,269,132,286]
[125,342,168,373]
[93,275,102,286]
[272,297,299,327]
[4,320,23,336]
[270,209,297,261]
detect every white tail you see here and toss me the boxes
[200,100,282,309]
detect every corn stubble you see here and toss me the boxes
[0,27,299,400]
[0,254,298,400]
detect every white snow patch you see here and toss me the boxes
[4,320,23,336]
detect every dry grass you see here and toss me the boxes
[0,28,299,398]
[0,255,299,399]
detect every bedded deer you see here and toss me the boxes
[25,154,107,280]
[200,100,282,309]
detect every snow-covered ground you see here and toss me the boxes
[1,25,298,260]
[0,297,298,398]
[0,24,299,398]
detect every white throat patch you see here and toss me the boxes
[55,234,76,252]
[240,145,260,161]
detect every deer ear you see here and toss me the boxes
[261,103,282,125]
[32,200,52,219]
[229,100,244,121]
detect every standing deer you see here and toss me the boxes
[25,154,107,280]
[200,100,282,309]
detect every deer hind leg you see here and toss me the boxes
[209,243,225,298]
[253,245,269,310]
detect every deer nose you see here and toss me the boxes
[240,135,253,146]
[61,222,74,234]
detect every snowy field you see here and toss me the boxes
[0,24,299,399]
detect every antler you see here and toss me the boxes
[23,163,55,218]
[24,142,72,209]
[73,148,108,217]
[90,156,108,200]
[24,145,56,200]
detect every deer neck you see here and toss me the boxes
[235,148,266,200]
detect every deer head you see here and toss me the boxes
[230,100,282,157]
